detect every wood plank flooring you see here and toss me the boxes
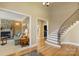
[8,46,37,56]
[7,43,79,56]
[39,44,79,56]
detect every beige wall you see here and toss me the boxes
[49,2,78,34]
[0,2,51,46]
[61,22,79,44]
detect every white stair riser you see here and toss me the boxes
[48,39,58,42]
[47,30,59,45]
[48,37,58,39]
[47,40,58,44]
[49,34,58,36]
[48,36,58,38]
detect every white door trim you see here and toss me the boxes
[36,17,49,45]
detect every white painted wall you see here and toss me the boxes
[61,22,79,44]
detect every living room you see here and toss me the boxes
[0,9,31,55]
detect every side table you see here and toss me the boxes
[1,37,7,45]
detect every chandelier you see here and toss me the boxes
[43,2,50,7]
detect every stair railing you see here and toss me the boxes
[58,9,79,45]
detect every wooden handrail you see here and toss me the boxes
[58,9,79,44]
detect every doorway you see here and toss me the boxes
[0,9,31,55]
[36,19,48,52]
[44,25,48,40]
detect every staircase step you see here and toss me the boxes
[50,33,57,35]
[61,21,79,37]
[46,40,61,48]
[47,30,59,46]
[49,35,58,37]
[48,38,58,40]
[48,37,58,39]
[49,35,57,37]
[47,39,58,44]
[48,36,58,38]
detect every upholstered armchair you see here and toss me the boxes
[14,32,22,45]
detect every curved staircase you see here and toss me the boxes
[47,9,79,46]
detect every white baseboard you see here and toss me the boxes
[61,42,79,46]
[45,41,61,48]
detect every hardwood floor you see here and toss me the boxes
[39,44,79,56]
[8,46,37,56]
[7,43,79,56]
